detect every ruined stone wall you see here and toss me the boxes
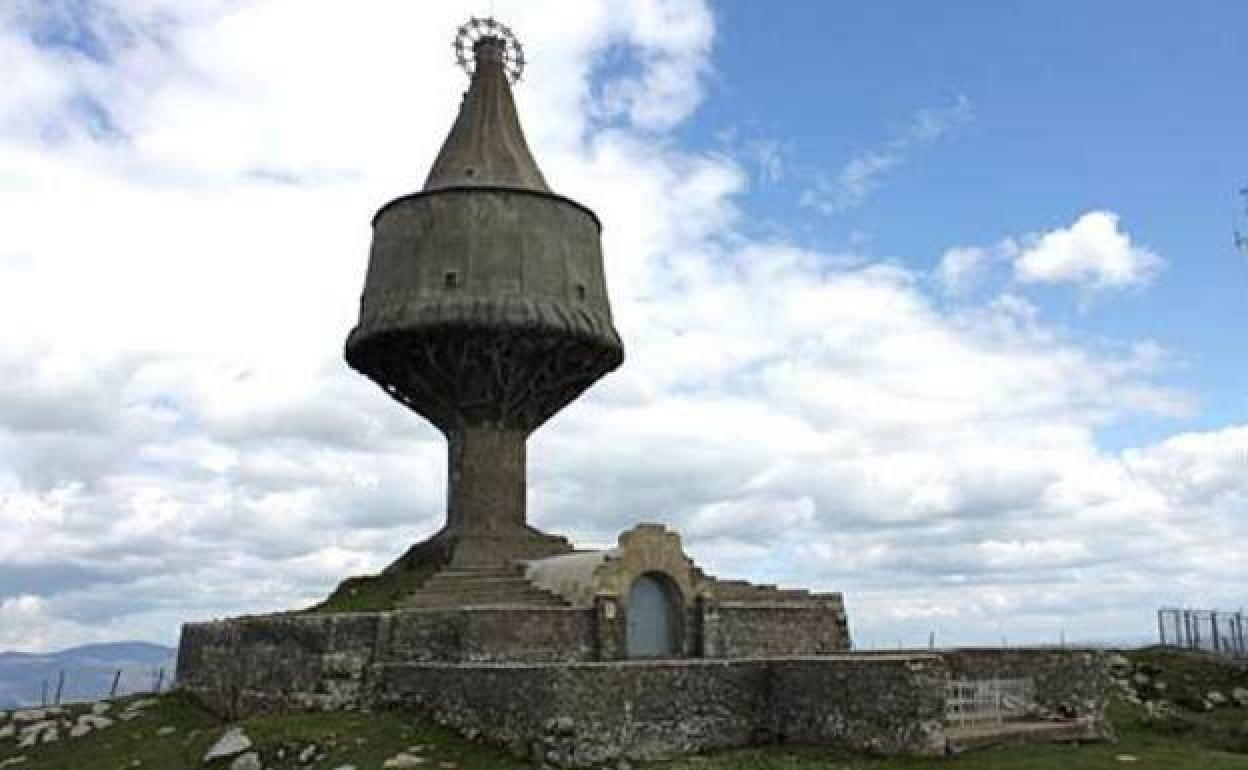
[705,602,851,657]
[372,656,948,766]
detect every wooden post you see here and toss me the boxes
[109,669,122,698]
[1157,609,1167,646]
[154,668,165,694]
[40,679,47,707]
[54,670,64,705]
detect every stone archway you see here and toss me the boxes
[626,572,682,658]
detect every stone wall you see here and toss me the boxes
[705,602,851,658]
[384,607,596,662]
[942,647,1114,737]
[372,655,949,766]
[769,656,948,754]
[177,613,382,718]
[178,607,598,716]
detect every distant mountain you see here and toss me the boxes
[0,641,176,709]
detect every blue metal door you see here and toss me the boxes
[627,574,676,657]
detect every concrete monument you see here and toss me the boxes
[176,20,1111,765]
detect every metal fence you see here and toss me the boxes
[945,677,1035,728]
[1158,607,1247,657]
[25,666,169,709]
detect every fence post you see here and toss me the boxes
[154,668,165,694]
[54,670,64,706]
[1158,609,1166,646]
[109,669,122,699]
[41,679,47,708]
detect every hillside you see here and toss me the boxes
[1,647,1246,769]
[0,642,176,709]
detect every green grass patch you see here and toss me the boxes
[0,692,527,770]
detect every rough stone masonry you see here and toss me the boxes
[176,18,1111,765]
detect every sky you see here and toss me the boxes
[0,0,1246,652]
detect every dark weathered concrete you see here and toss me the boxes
[343,36,623,571]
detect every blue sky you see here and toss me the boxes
[1,0,1246,651]
[691,1,1248,448]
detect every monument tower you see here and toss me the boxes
[177,21,1113,761]
[345,19,623,568]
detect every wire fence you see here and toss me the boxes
[22,666,170,709]
[1158,607,1247,658]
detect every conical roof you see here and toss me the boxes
[423,36,549,192]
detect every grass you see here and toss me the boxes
[0,692,528,770]
[4,648,1247,769]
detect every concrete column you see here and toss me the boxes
[446,425,526,533]
[594,596,625,660]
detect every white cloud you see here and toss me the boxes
[802,94,972,214]
[0,0,1241,655]
[1014,210,1162,290]
[936,245,991,295]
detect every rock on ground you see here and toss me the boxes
[383,754,428,768]
[204,727,253,762]
[229,752,262,770]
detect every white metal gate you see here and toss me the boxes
[946,677,1035,727]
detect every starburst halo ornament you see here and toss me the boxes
[453,16,526,83]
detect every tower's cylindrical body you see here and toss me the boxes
[345,36,622,566]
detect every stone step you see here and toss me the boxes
[946,719,1095,751]
[406,589,558,602]
[422,575,536,588]
[434,567,528,579]
[401,593,567,608]
[400,565,569,609]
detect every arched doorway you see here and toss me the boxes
[626,572,682,658]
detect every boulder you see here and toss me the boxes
[80,715,114,730]
[1208,691,1228,707]
[1233,687,1248,708]
[229,752,262,770]
[204,727,253,762]
[383,753,428,768]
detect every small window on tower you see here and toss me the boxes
[575,284,587,301]
[444,271,459,289]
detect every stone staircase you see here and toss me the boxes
[400,564,569,609]
[707,577,826,602]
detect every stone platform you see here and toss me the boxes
[177,639,1113,766]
